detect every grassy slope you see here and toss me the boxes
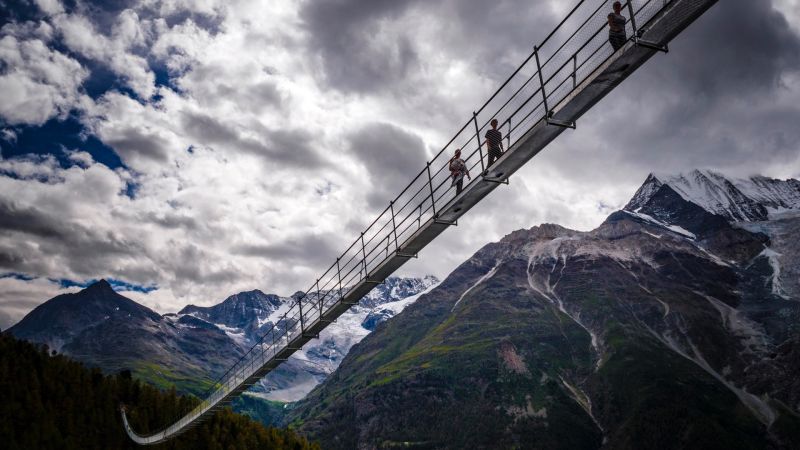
[291,256,604,449]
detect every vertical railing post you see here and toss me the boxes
[534,46,549,117]
[297,293,305,334]
[390,201,399,250]
[336,257,343,299]
[360,232,368,278]
[426,162,437,217]
[572,53,577,89]
[316,279,322,318]
[626,0,639,38]
[472,112,485,173]
[506,119,511,149]
[284,314,291,346]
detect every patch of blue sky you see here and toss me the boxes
[0,272,36,281]
[124,179,141,199]
[151,61,182,93]
[2,273,156,295]
[53,277,158,293]
[0,115,124,169]
[0,0,48,24]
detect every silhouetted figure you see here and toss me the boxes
[449,148,471,194]
[484,119,504,170]
[608,2,627,51]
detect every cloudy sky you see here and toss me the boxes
[0,0,798,328]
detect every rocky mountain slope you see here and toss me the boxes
[241,277,439,402]
[287,171,800,449]
[172,276,439,401]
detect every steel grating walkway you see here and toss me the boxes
[122,0,719,443]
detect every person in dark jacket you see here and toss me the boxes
[608,2,627,51]
[484,118,504,170]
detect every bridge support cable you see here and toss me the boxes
[122,0,720,444]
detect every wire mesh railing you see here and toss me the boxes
[123,0,681,443]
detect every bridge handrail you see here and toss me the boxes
[202,0,656,414]
[124,0,677,441]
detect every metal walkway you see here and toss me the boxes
[122,0,718,444]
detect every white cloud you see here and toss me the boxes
[66,150,94,168]
[1,129,17,143]
[53,12,156,99]
[141,0,226,18]
[0,35,89,125]
[773,0,800,34]
[0,141,360,316]
[34,0,64,16]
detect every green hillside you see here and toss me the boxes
[0,332,317,450]
[287,220,800,449]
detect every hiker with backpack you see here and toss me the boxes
[449,148,471,195]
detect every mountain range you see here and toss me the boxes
[286,169,800,449]
[176,276,439,401]
[7,275,438,400]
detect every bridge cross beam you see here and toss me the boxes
[627,0,669,53]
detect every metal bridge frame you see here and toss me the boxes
[123,0,719,444]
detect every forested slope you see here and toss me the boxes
[0,332,317,450]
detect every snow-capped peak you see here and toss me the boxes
[626,169,800,222]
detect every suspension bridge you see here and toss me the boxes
[122,0,719,443]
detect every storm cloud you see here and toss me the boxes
[300,0,422,93]
[538,0,800,190]
[180,111,326,168]
[347,122,429,209]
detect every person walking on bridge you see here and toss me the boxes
[449,148,471,195]
[484,118,504,171]
[608,2,627,51]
